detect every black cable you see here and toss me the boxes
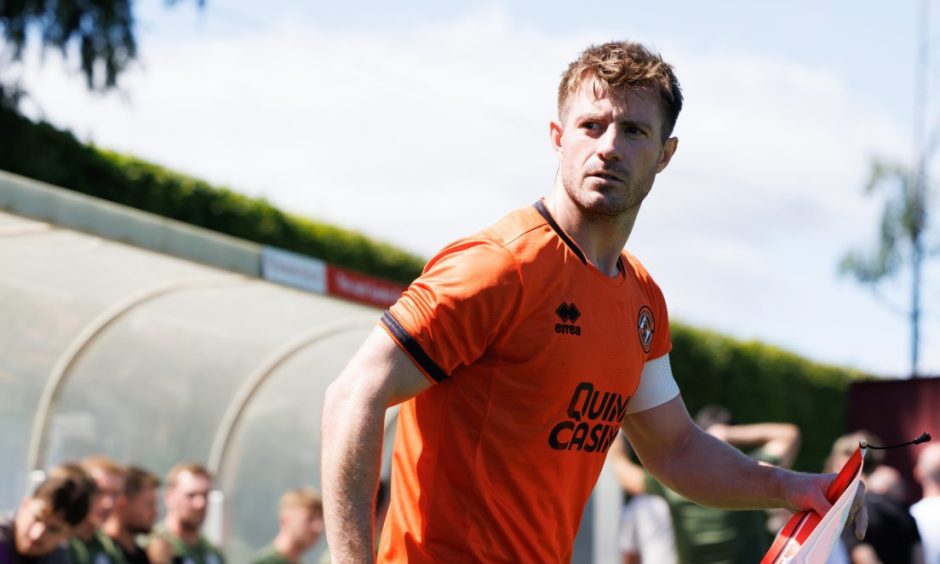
[862,432,932,450]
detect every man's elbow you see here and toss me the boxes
[322,371,363,443]
[322,376,347,423]
[774,423,801,449]
[781,423,801,444]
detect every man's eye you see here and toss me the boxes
[625,125,647,136]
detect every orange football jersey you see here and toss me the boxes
[378,201,671,562]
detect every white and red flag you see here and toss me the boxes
[761,446,865,564]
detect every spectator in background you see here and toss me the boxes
[611,405,801,564]
[868,465,907,503]
[103,466,161,564]
[0,468,95,563]
[148,463,224,564]
[827,431,923,564]
[69,455,126,564]
[251,488,324,564]
[608,436,677,564]
[912,443,940,564]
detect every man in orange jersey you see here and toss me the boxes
[321,40,867,563]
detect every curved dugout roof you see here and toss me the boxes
[0,170,622,563]
[0,172,384,562]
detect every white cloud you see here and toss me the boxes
[15,7,937,377]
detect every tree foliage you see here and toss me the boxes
[0,0,199,93]
[839,159,931,283]
[0,103,428,284]
[840,157,937,375]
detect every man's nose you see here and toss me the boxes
[29,522,46,541]
[596,126,621,161]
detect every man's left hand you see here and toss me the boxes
[780,472,868,539]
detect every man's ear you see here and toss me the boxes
[549,121,564,154]
[656,137,678,173]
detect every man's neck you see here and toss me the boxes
[923,483,940,498]
[101,518,135,552]
[74,523,97,542]
[165,517,201,546]
[272,533,302,563]
[544,186,638,277]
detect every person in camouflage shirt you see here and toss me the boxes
[147,464,223,564]
[68,456,126,564]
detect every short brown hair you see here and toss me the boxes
[279,487,323,516]
[33,469,96,526]
[165,462,212,488]
[46,463,98,499]
[124,466,161,499]
[80,455,124,478]
[558,41,683,140]
[828,430,885,475]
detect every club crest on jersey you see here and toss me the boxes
[637,306,654,352]
[555,302,582,336]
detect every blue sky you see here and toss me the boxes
[14,0,940,377]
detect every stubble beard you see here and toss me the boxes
[179,515,205,534]
[126,519,153,536]
[561,166,655,219]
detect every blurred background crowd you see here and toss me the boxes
[1,457,327,564]
[3,413,938,564]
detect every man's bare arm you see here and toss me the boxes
[622,396,868,538]
[321,326,432,563]
[621,396,830,513]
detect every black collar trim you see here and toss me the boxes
[533,200,587,265]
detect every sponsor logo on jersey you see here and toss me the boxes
[637,305,654,353]
[548,381,629,453]
[555,302,582,336]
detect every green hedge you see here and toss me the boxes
[670,322,866,471]
[1,105,865,471]
[0,106,427,284]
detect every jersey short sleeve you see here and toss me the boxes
[382,239,523,383]
[626,253,671,362]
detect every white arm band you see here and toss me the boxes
[625,353,680,414]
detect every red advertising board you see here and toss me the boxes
[327,265,406,308]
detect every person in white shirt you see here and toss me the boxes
[912,443,940,564]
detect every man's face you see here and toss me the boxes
[14,498,72,557]
[166,472,211,531]
[280,506,324,551]
[122,485,159,535]
[87,469,124,528]
[551,81,677,217]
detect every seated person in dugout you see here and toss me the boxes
[68,455,126,564]
[148,463,224,564]
[251,488,324,564]
[103,465,161,564]
[0,469,95,563]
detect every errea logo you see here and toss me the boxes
[555,302,581,336]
